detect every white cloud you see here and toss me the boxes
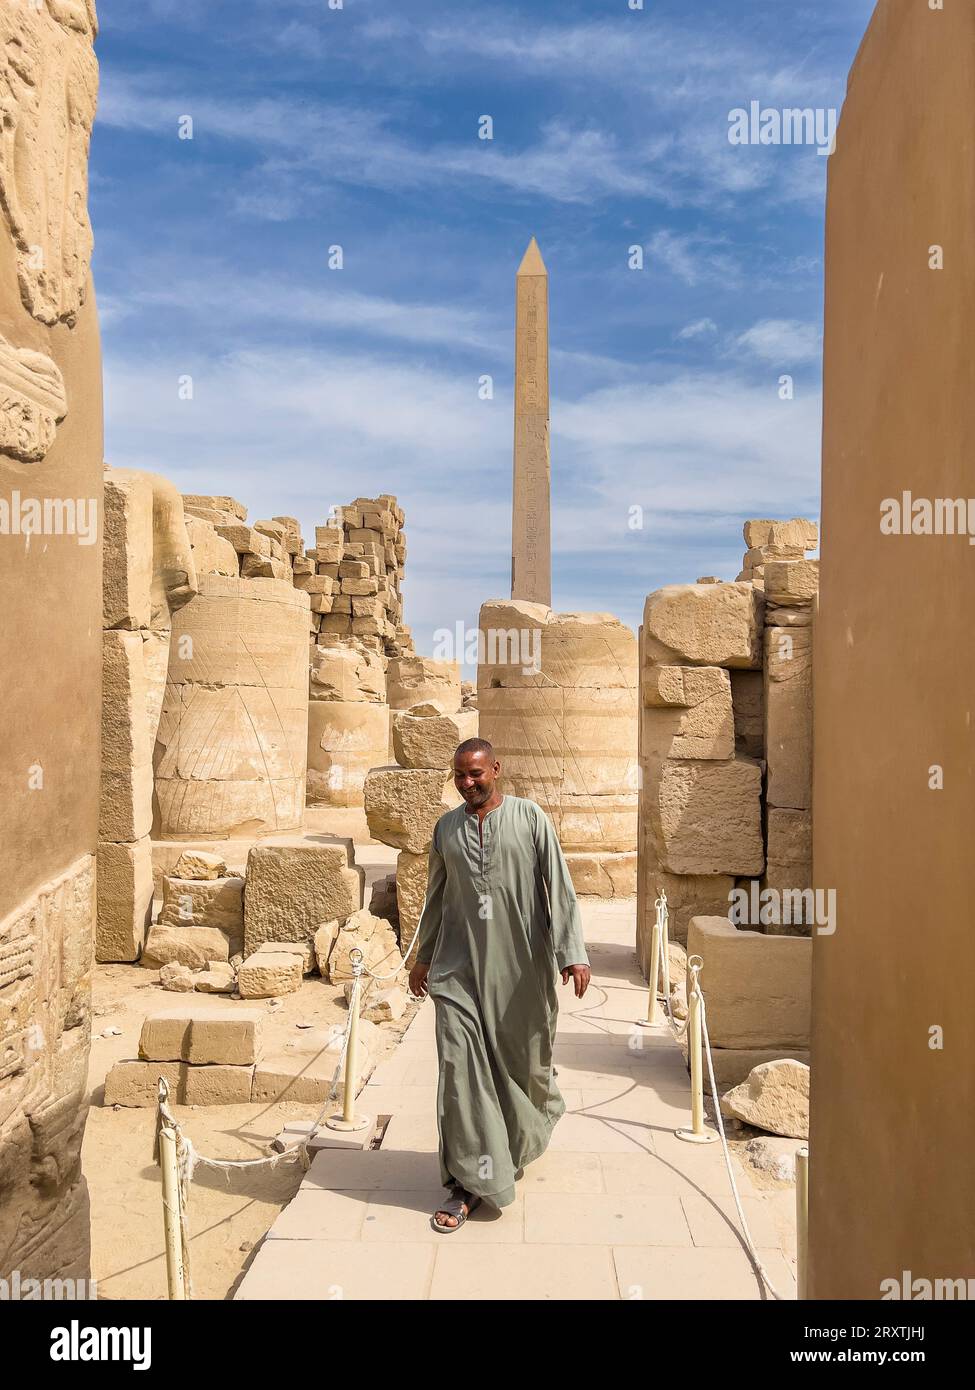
[677,318,718,341]
[733,318,822,366]
[103,344,821,658]
[648,231,741,288]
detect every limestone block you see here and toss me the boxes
[648,759,764,876]
[184,516,239,578]
[215,524,271,558]
[160,962,196,992]
[386,656,462,711]
[309,644,385,702]
[139,1007,262,1065]
[541,611,638,690]
[306,700,389,809]
[327,911,402,983]
[362,987,408,1023]
[314,527,343,564]
[242,553,290,581]
[141,926,231,971]
[765,809,813,897]
[172,850,227,881]
[239,952,303,998]
[638,871,735,956]
[251,940,315,974]
[730,670,765,760]
[243,841,362,954]
[765,627,813,811]
[703,1047,811,1092]
[743,519,817,554]
[251,1049,376,1105]
[102,471,153,629]
[558,795,639,855]
[96,838,153,963]
[561,686,640,795]
[477,685,563,806]
[159,876,244,950]
[341,577,378,597]
[686,917,811,1048]
[720,1059,810,1139]
[764,560,820,606]
[100,631,153,843]
[364,767,460,853]
[641,666,734,760]
[565,851,637,898]
[642,583,763,669]
[395,850,428,961]
[293,574,334,596]
[392,706,479,769]
[184,495,247,522]
[155,576,310,838]
[306,926,337,982]
[194,964,235,994]
[104,1060,185,1108]
[477,598,553,690]
[184,1064,255,1106]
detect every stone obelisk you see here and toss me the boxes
[511,237,552,606]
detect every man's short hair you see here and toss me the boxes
[455,737,494,760]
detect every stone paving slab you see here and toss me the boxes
[236,898,798,1301]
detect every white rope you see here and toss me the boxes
[699,997,784,1302]
[360,915,425,984]
[653,899,784,1302]
[156,997,360,1184]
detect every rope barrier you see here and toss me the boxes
[650,890,786,1302]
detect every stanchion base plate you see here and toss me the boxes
[324,1115,372,1133]
[675,1127,720,1145]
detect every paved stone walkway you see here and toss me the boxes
[236,901,797,1300]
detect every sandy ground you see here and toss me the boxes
[83,962,422,1301]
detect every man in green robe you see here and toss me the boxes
[408,739,591,1230]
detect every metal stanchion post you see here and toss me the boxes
[797,1146,809,1299]
[325,948,372,1133]
[642,894,664,1026]
[675,957,718,1144]
[157,1079,188,1300]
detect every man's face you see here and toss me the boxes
[453,750,500,809]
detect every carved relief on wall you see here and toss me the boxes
[0,0,99,326]
[0,332,66,461]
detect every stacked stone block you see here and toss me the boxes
[305,496,406,647]
[98,470,196,962]
[637,518,819,961]
[303,497,409,808]
[363,703,475,955]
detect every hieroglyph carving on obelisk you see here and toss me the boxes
[511,238,551,607]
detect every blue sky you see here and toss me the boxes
[91,0,876,658]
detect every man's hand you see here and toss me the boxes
[408,962,430,998]
[561,964,591,999]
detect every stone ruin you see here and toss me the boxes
[476,600,639,897]
[637,519,819,1086]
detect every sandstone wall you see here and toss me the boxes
[477,601,638,896]
[0,0,101,1281]
[810,0,975,1298]
[637,525,819,958]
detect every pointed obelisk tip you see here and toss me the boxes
[517,237,547,276]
